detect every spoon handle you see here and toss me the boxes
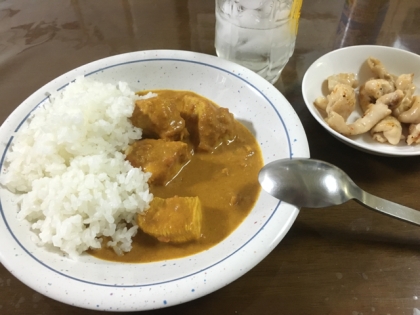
[355,190,420,226]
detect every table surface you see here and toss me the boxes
[1,0,420,314]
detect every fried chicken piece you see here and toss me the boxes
[407,123,420,145]
[398,96,420,124]
[370,116,403,145]
[126,139,191,186]
[359,79,395,113]
[395,73,415,94]
[137,196,202,243]
[377,89,404,110]
[314,96,328,111]
[393,74,416,117]
[314,83,356,120]
[326,102,391,136]
[393,94,413,117]
[327,73,358,91]
[326,90,403,136]
[367,57,397,83]
[326,84,356,120]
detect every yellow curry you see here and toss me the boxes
[90,90,263,263]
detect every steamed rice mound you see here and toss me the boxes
[1,77,153,258]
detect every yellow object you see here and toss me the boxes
[126,139,191,186]
[289,0,303,35]
[137,196,202,243]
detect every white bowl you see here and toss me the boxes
[302,45,420,156]
[0,50,309,311]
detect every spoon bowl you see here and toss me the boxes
[259,158,420,226]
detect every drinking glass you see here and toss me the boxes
[215,0,302,84]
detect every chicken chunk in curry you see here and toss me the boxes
[125,139,191,186]
[132,91,237,153]
[181,95,236,152]
[137,196,202,243]
[131,95,188,141]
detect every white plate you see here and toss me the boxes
[302,45,420,156]
[0,50,309,311]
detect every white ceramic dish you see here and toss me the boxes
[0,50,309,311]
[302,45,420,156]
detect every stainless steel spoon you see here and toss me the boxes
[258,158,420,226]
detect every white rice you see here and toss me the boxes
[1,76,153,258]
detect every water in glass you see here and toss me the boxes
[215,0,302,84]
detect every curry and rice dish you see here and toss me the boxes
[1,78,263,262]
[91,90,262,263]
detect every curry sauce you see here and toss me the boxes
[90,90,263,263]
